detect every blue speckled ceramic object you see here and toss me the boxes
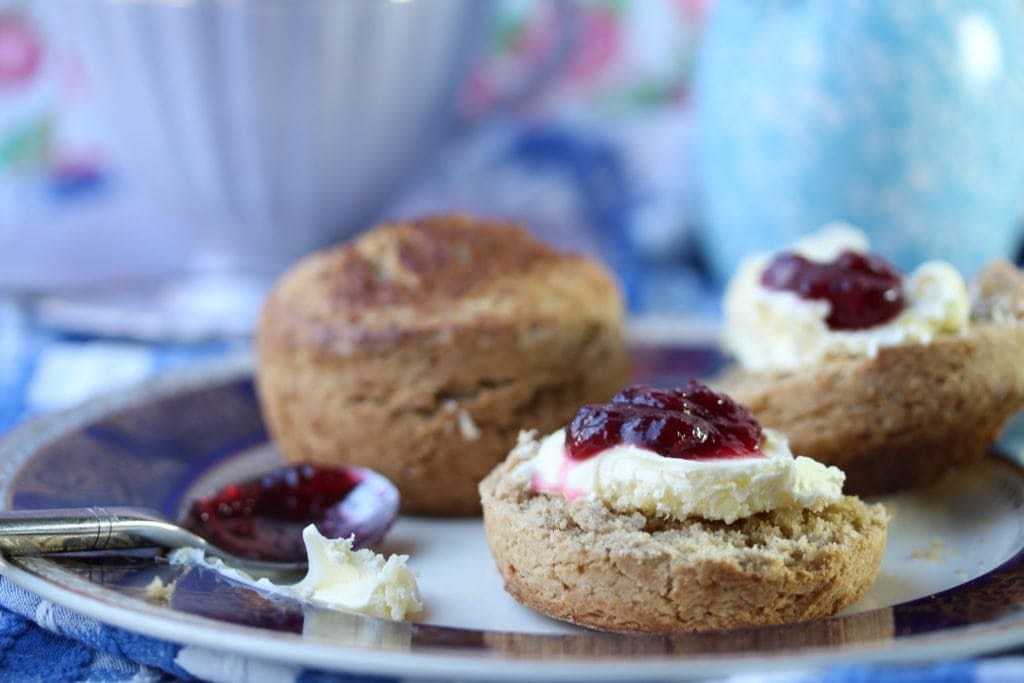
[695,0,1024,280]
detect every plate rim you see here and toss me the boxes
[1,350,1024,679]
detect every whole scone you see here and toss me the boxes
[479,440,887,633]
[717,225,1024,495]
[256,214,630,515]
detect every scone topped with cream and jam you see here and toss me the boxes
[723,223,969,371]
[479,381,887,634]
[718,224,1024,494]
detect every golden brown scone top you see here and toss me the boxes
[259,213,621,356]
[322,214,561,306]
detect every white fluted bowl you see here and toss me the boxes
[65,0,491,274]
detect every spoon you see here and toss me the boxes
[0,464,401,580]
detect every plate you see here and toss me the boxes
[2,341,1024,681]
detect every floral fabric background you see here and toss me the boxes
[0,0,708,188]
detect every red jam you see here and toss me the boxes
[566,381,763,461]
[760,250,905,330]
[181,464,361,563]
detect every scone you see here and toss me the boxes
[257,213,630,516]
[716,224,1024,494]
[479,381,888,633]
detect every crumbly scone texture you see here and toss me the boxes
[257,214,630,516]
[970,258,1024,323]
[479,451,888,633]
[718,260,1024,495]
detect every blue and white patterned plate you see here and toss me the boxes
[1,342,1024,681]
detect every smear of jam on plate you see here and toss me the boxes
[761,249,905,330]
[566,381,763,461]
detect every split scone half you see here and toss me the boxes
[479,382,888,633]
[717,224,1024,495]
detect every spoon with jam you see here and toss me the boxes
[0,464,400,575]
[180,463,399,563]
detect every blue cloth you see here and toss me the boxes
[0,578,184,681]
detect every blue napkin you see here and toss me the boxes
[0,578,186,681]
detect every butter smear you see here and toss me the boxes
[169,525,422,621]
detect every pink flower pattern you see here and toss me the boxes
[0,12,40,87]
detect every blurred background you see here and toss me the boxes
[1,0,1023,341]
[0,0,713,337]
[2,3,1024,674]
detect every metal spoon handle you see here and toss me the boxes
[0,506,205,556]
